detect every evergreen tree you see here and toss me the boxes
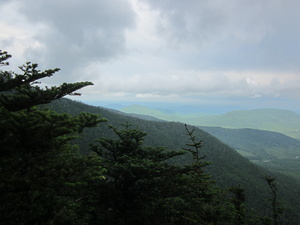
[90,123,186,224]
[0,50,106,224]
[91,123,236,225]
[228,186,247,225]
[264,177,284,225]
[163,125,228,225]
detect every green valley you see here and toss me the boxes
[200,127,300,181]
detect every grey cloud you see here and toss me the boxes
[144,0,226,46]
[141,0,290,44]
[0,0,11,6]
[14,0,135,80]
[141,0,300,72]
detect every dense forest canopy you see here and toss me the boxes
[1,50,300,224]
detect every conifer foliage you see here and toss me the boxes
[90,123,235,225]
[90,123,187,224]
[0,50,106,225]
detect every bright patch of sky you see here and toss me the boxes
[1,0,300,113]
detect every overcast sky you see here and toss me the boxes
[1,0,300,113]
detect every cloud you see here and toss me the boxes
[82,68,300,100]
[140,0,300,71]
[1,0,300,112]
[1,0,135,81]
[139,0,271,44]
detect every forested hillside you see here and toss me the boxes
[48,98,300,224]
[200,126,300,181]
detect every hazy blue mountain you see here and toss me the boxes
[125,113,164,121]
[192,109,300,139]
[104,103,126,110]
[120,105,300,139]
[120,104,206,123]
[99,101,233,114]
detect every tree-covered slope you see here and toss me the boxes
[47,98,300,224]
[200,126,300,181]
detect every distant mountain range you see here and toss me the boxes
[121,105,300,181]
[121,105,300,139]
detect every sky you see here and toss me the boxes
[1,0,300,113]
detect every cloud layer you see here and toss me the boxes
[1,0,300,111]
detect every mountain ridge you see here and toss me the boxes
[120,105,300,139]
